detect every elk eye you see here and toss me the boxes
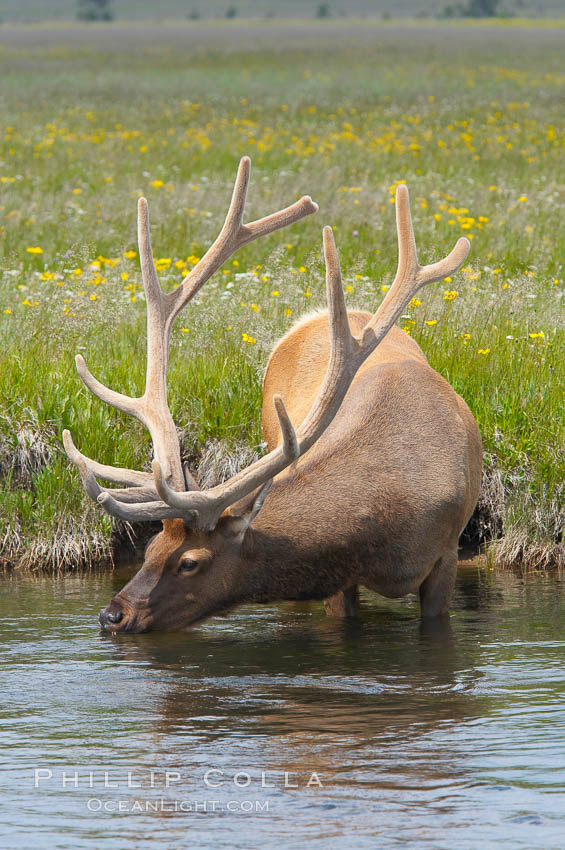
[178,557,199,575]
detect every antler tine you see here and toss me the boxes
[224,154,251,231]
[138,197,163,311]
[394,182,418,284]
[73,453,157,505]
[244,196,319,242]
[135,195,185,489]
[71,197,163,423]
[63,430,152,487]
[74,355,139,417]
[294,226,355,454]
[417,237,470,286]
[359,184,469,356]
[97,491,193,522]
[323,225,355,361]
[167,156,318,318]
[273,394,299,460]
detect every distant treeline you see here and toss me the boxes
[0,0,561,25]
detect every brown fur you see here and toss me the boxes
[100,311,482,633]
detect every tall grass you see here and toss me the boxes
[0,21,563,569]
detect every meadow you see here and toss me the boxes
[0,19,563,570]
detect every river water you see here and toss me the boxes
[0,565,564,849]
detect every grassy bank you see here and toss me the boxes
[0,21,563,570]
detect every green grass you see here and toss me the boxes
[0,20,563,570]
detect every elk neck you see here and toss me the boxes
[231,474,360,607]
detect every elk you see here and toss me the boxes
[63,157,482,633]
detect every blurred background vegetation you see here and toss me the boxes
[0,0,563,23]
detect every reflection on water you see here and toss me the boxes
[0,566,564,848]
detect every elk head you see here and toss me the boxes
[63,157,469,633]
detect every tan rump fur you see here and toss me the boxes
[260,311,482,612]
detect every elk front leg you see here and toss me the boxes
[418,551,457,618]
[324,585,358,618]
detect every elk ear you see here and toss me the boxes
[223,480,273,538]
[182,461,201,492]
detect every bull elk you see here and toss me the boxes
[63,157,482,633]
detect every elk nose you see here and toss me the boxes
[99,607,124,628]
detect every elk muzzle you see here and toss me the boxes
[99,595,153,633]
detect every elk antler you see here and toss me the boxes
[66,178,468,531]
[148,184,470,530]
[63,157,318,510]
